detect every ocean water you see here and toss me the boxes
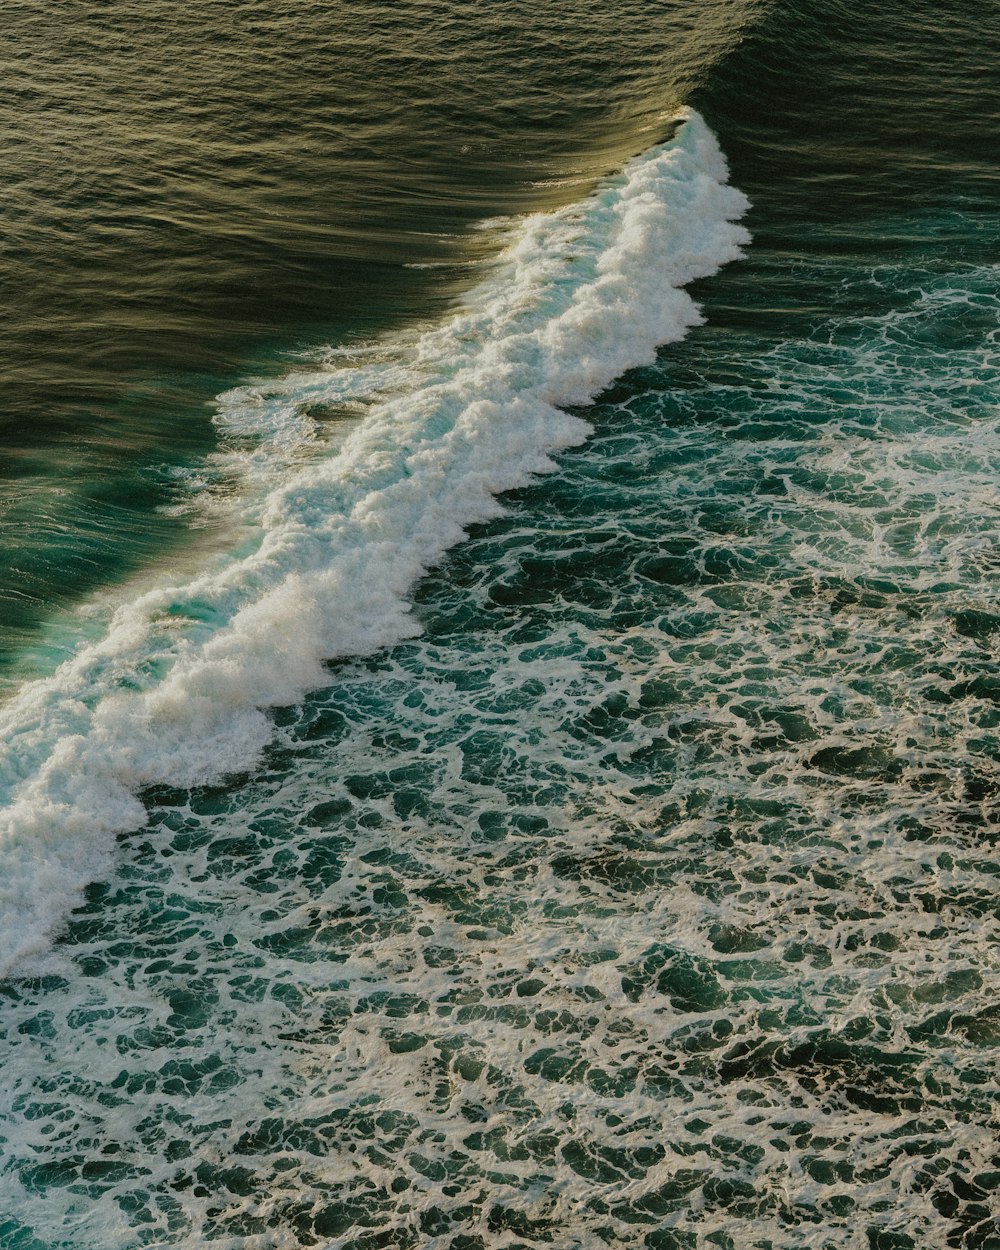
[2,1,1000,1248]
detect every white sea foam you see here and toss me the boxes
[0,109,750,977]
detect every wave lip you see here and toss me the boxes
[0,108,750,978]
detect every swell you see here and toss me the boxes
[693,0,1000,210]
[0,110,750,977]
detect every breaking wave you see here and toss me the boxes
[0,109,750,976]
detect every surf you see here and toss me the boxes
[0,109,750,978]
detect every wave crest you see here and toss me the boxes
[0,108,750,977]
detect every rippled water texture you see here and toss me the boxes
[0,0,753,664]
[3,0,1000,1247]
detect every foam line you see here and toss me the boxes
[0,108,750,977]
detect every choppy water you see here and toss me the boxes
[3,1,1000,1247]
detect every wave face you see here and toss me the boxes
[0,110,750,977]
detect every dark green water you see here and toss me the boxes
[2,1,1000,1247]
[0,0,751,665]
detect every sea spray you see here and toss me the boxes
[0,108,750,977]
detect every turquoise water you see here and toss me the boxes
[3,1,1000,1247]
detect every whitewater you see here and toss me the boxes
[0,109,750,977]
